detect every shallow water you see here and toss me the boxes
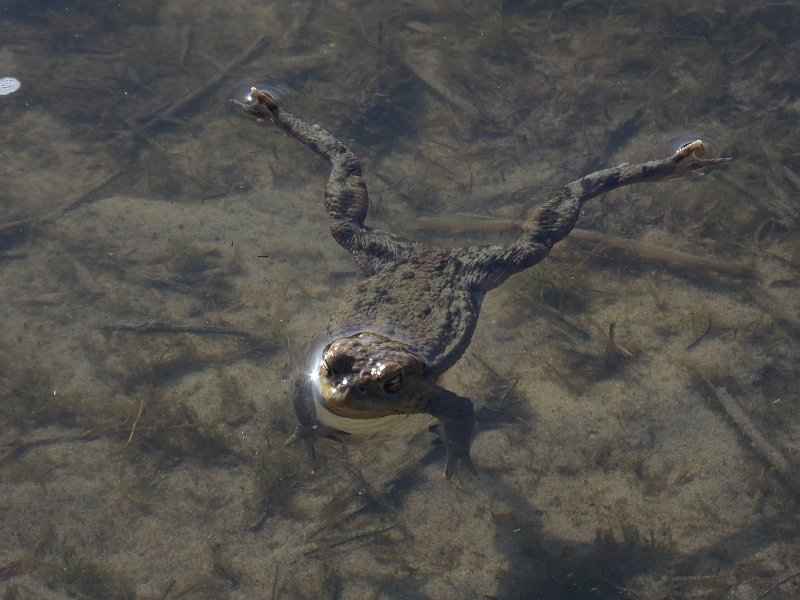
[1,1,799,598]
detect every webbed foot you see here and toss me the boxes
[229,87,279,121]
[660,139,732,180]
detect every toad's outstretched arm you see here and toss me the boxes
[231,88,419,276]
[464,141,732,290]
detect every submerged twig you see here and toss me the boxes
[139,33,269,127]
[0,432,99,465]
[755,570,800,600]
[303,525,395,557]
[105,320,259,338]
[544,360,580,396]
[717,170,798,231]
[127,395,146,444]
[686,317,712,350]
[416,216,756,278]
[307,502,371,542]
[270,564,280,600]
[511,290,592,341]
[0,169,126,235]
[604,321,633,363]
[0,559,23,582]
[691,368,800,499]
[736,284,800,335]
[574,228,755,278]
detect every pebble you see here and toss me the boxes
[0,77,21,96]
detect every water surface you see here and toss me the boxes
[1,1,799,598]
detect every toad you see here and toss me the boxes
[232,88,729,477]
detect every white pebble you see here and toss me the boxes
[0,77,21,96]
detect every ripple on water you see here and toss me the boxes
[667,132,719,159]
[230,77,292,105]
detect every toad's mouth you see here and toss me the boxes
[316,378,399,419]
[315,367,414,419]
[308,367,431,437]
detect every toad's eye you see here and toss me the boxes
[383,372,403,394]
[320,361,331,377]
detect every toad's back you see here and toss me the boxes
[327,246,484,375]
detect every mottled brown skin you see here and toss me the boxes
[232,87,730,478]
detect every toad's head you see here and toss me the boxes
[312,332,431,418]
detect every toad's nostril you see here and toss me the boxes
[327,351,354,374]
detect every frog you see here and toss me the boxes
[231,87,730,478]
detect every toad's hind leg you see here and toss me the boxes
[231,88,415,275]
[463,140,731,290]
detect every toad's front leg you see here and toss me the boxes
[463,140,731,291]
[284,374,343,465]
[230,87,416,276]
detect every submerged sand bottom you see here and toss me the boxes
[1,189,798,599]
